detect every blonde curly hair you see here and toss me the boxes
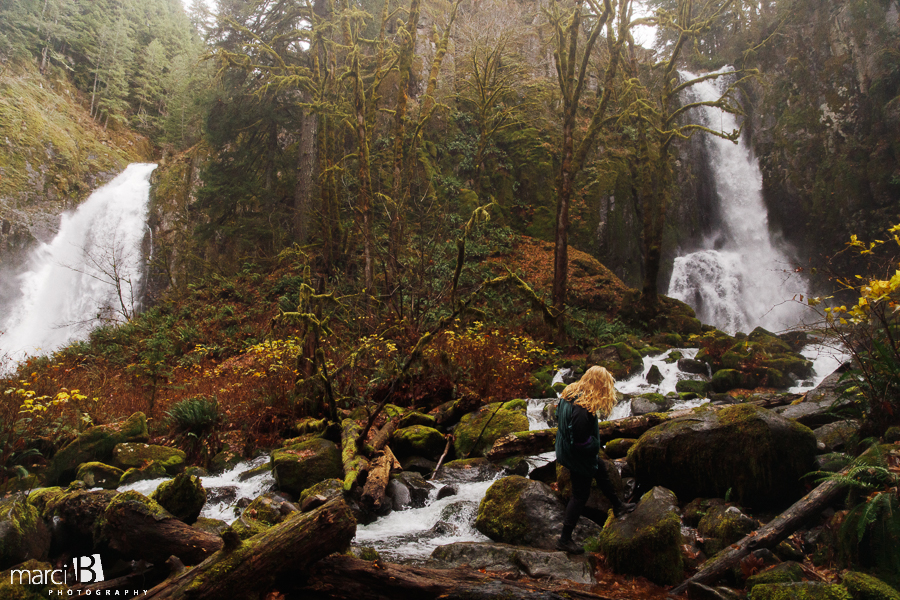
[560,366,618,418]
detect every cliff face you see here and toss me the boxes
[0,62,151,265]
[749,0,900,271]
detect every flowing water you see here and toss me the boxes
[666,68,809,334]
[0,163,157,364]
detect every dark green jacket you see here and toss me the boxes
[555,397,601,475]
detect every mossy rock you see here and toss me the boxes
[230,515,272,540]
[209,447,243,473]
[475,475,600,550]
[604,438,637,459]
[272,438,342,498]
[150,473,206,524]
[436,458,504,482]
[74,462,123,490]
[837,488,900,585]
[112,443,186,475]
[711,369,758,393]
[747,327,794,354]
[291,417,329,437]
[814,421,860,452]
[243,492,299,525]
[0,559,68,599]
[0,497,51,570]
[841,571,900,600]
[119,461,168,486]
[383,404,407,421]
[502,399,527,411]
[596,486,684,586]
[884,427,900,444]
[682,498,727,528]
[397,411,437,429]
[627,404,817,508]
[748,582,852,600]
[746,562,805,590]
[651,333,683,348]
[0,475,42,496]
[631,394,673,416]
[676,379,711,395]
[697,504,759,545]
[26,487,117,547]
[587,343,643,380]
[193,517,229,536]
[44,412,149,485]
[298,478,344,509]
[391,425,447,461]
[237,462,273,482]
[530,365,557,398]
[454,403,529,458]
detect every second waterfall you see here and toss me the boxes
[667,68,808,334]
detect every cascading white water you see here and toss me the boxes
[667,68,807,334]
[0,163,157,363]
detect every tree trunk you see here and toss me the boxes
[552,116,574,312]
[141,497,356,600]
[360,446,400,514]
[295,104,317,244]
[299,554,613,600]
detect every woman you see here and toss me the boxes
[555,366,635,554]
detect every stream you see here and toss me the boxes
[115,343,846,565]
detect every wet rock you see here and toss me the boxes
[682,497,728,528]
[44,412,148,485]
[392,425,447,461]
[628,404,817,508]
[596,486,684,586]
[679,357,710,376]
[209,447,243,473]
[151,473,207,524]
[436,484,458,500]
[389,472,434,509]
[677,379,711,396]
[272,438,342,497]
[241,491,299,527]
[429,520,459,536]
[631,393,674,416]
[542,401,558,427]
[475,475,601,551]
[193,517,229,536]
[814,420,860,452]
[428,541,595,584]
[436,458,503,483]
[0,559,67,598]
[0,496,51,569]
[75,462,124,489]
[112,443,186,475]
[237,461,272,481]
[646,365,664,385]
[454,403,529,458]
[119,461,168,486]
[206,485,239,506]
[528,460,557,485]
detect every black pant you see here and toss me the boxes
[562,459,619,534]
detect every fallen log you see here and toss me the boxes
[486,428,557,460]
[670,471,850,595]
[360,446,400,514]
[370,417,399,453]
[98,491,223,565]
[341,418,370,491]
[139,496,356,600]
[299,554,613,600]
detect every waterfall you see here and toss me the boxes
[667,68,807,334]
[0,163,157,363]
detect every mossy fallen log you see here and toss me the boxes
[486,428,558,460]
[140,497,356,600]
[341,418,369,492]
[360,446,400,514]
[300,554,613,600]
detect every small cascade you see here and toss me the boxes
[667,68,808,334]
[0,163,157,363]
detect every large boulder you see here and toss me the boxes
[150,473,207,524]
[627,404,817,508]
[44,412,149,485]
[587,343,644,380]
[112,443,186,474]
[453,403,529,458]
[391,425,447,461]
[27,487,117,555]
[474,475,601,551]
[748,582,852,600]
[595,486,684,586]
[271,438,342,497]
[0,496,51,569]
